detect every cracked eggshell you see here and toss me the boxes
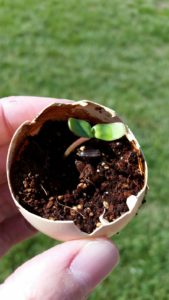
[7,100,148,241]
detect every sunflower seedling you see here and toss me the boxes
[64,118,127,157]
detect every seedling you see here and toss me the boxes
[64,118,127,157]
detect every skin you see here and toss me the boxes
[0,96,119,300]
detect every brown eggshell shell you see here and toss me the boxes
[7,100,148,241]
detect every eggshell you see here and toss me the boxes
[7,100,148,241]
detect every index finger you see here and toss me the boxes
[0,96,73,147]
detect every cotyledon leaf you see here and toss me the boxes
[68,118,93,138]
[92,122,126,141]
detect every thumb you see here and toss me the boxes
[0,238,119,300]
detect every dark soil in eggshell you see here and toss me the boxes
[10,120,145,234]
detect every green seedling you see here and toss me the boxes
[64,118,127,157]
[68,117,126,140]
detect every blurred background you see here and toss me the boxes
[0,0,169,299]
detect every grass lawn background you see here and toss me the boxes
[0,0,169,299]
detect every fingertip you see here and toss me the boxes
[0,96,73,146]
[1,239,119,300]
[70,238,119,293]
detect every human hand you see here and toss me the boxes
[0,96,119,300]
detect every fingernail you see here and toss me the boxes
[70,239,119,292]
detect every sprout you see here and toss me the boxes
[64,118,127,157]
[68,118,126,141]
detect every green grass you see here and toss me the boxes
[1,0,169,299]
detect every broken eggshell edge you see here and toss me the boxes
[7,100,148,241]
